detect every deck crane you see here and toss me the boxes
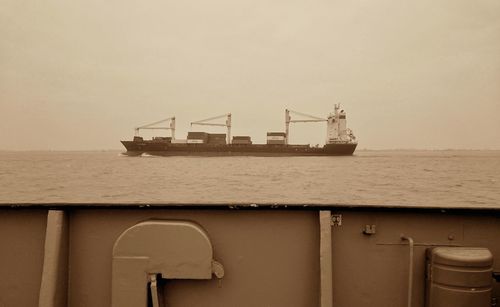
[190,113,232,144]
[134,117,176,139]
[285,109,326,144]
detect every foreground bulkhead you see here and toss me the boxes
[1,205,499,307]
[121,106,358,156]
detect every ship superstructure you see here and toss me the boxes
[326,104,357,144]
[121,106,357,156]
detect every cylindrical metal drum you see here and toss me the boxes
[426,247,493,307]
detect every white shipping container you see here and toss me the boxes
[171,139,188,144]
[187,139,205,144]
[267,136,286,141]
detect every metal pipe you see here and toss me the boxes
[227,114,231,144]
[285,109,290,145]
[170,117,176,140]
[400,235,414,307]
[38,210,67,307]
[319,211,333,307]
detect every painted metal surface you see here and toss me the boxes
[0,206,499,307]
[38,210,68,307]
[426,247,493,307]
[69,210,319,307]
[319,210,333,307]
[0,210,46,307]
[401,235,415,307]
[111,220,224,307]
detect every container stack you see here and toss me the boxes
[207,133,227,145]
[232,136,252,145]
[266,132,286,145]
[187,132,208,144]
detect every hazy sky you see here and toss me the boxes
[1,0,499,150]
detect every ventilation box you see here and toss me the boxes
[426,247,493,307]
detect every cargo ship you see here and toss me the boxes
[121,104,357,156]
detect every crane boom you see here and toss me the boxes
[135,116,176,139]
[190,123,227,127]
[287,109,326,121]
[285,109,326,144]
[191,113,230,124]
[190,113,232,144]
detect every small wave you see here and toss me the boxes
[118,152,143,157]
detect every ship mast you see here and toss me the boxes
[285,109,326,144]
[190,113,232,144]
[135,116,176,139]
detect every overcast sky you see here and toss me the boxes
[1,0,499,150]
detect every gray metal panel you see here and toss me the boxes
[0,207,499,307]
[0,210,47,307]
[38,210,68,307]
[67,210,320,307]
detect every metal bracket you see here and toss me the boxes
[212,260,225,279]
[331,214,342,226]
[149,274,164,307]
[362,225,376,235]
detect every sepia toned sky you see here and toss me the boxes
[1,0,499,150]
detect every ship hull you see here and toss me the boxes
[121,141,357,156]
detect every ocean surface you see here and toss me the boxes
[0,150,499,207]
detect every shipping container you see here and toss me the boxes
[267,136,286,141]
[208,133,226,138]
[187,132,209,140]
[207,133,226,145]
[267,132,287,137]
[233,136,251,140]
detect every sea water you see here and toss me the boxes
[0,150,499,207]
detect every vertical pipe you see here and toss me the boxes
[149,274,163,307]
[171,117,176,140]
[401,235,414,307]
[38,210,67,307]
[285,109,290,145]
[319,211,333,307]
[227,114,232,144]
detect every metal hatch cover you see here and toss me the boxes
[111,220,224,307]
